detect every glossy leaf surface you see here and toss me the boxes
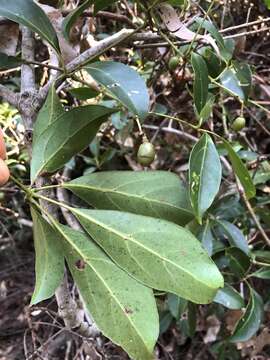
[31,101,115,182]
[64,171,193,225]
[57,224,159,360]
[71,208,224,304]
[85,61,149,120]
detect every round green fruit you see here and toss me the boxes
[137,141,155,166]
[232,117,246,131]
[168,56,180,71]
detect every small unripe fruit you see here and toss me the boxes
[137,141,155,166]
[0,159,10,186]
[168,56,180,71]
[0,129,6,159]
[232,117,246,131]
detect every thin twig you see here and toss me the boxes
[237,179,270,247]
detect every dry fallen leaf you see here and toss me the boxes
[156,4,220,56]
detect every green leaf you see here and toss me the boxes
[215,220,250,255]
[222,139,256,199]
[195,18,232,61]
[220,68,245,100]
[31,100,115,182]
[0,0,60,54]
[167,294,187,319]
[68,87,100,100]
[198,94,215,125]
[62,0,92,40]
[264,0,270,9]
[197,221,214,256]
[0,52,22,70]
[64,171,193,226]
[226,248,250,278]
[30,208,64,305]
[191,53,209,115]
[203,48,225,78]
[178,302,197,338]
[230,288,263,343]
[93,0,118,13]
[71,208,224,304]
[189,134,222,224]
[56,224,159,360]
[33,85,64,136]
[233,62,252,101]
[250,267,270,279]
[85,61,149,120]
[214,285,244,309]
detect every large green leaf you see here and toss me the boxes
[222,139,256,199]
[191,53,209,115]
[0,0,60,54]
[215,220,250,255]
[230,288,263,342]
[189,134,222,224]
[56,224,159,360]
[214,284,244,310]
[64,171,193,225]
[71,208,224,304]
[30,208,64,305]
[31,103,115,182]
[85,61,149,120]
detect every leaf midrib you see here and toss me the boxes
[66,183,193,216]
[74,209,219,291]
[57,225,151,353]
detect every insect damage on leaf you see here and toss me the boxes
[75,259,86,270]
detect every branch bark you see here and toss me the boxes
[0,84,18,108]
[19,26,39,131]
[66,28,135,72]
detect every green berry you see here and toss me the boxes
[137,141,155,166]
[232,117,246,131]
[168,56,180,71]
